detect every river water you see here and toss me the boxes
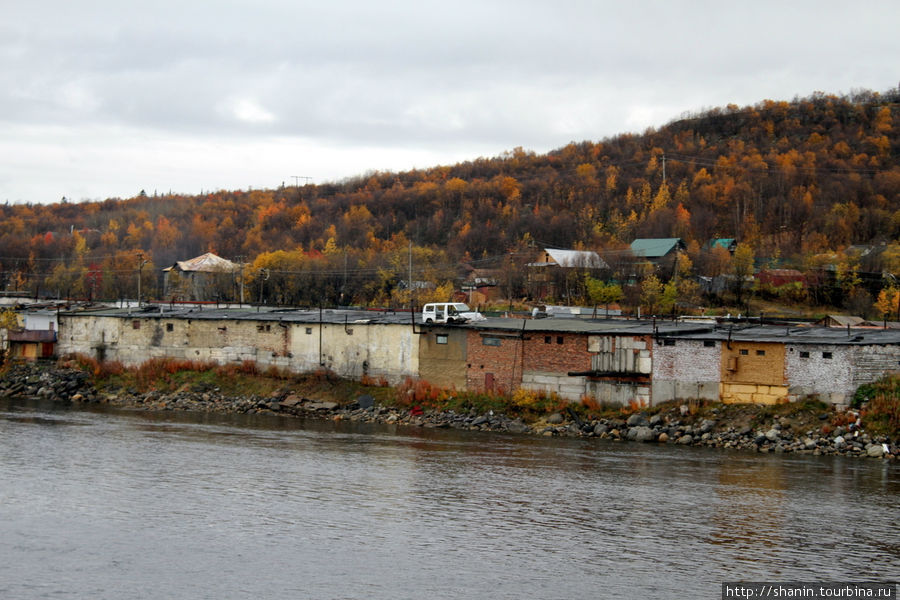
[1,398,897,600]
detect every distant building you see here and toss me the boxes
[527,248,608,300]
[706,238,738,254]
[163,252,238,302]
[757,269,806,288]
[6,309,57,361]
[629,238,686,275]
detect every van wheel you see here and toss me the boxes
[425,318,433,323]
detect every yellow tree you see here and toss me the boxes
[875,286,900,321]
[641,274,663,316]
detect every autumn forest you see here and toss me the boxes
[2,88,899,316]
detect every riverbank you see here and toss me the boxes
[1,361,896,460]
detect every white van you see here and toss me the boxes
[422,302,486,324]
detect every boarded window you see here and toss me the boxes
[132,321,140,330]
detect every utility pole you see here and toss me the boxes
[235,255,245,305]
[137,254,149,308]
[661,153,666,183]
[291,176,312,187]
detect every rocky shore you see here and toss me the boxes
[1,362,896,460]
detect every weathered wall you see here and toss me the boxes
[785,344,853,404]
[287,321,417,384]
[851,344,900,390]
[520,372,587,401]
[720,341,787,404]
[525,330,593,373]
[652,339,721,403]
[587,335,651,374]
[586,380,651,407]
[58,314,418,384]
[418,327,468,389]
[466,330,523,392]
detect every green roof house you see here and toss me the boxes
[707,238,737,253]
[629,238,686,260]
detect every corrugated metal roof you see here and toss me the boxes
[163,252,235,273]
[542,248,607,268]
[630,238,684,258]
[55,307,900,345]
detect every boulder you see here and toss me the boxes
[627,412,649,427]
[627,426,657,443]
[867,444,884,458]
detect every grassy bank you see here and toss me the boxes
[53,355,899,441]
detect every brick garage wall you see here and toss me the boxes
[785,344,853,404]
[525,331,592,373]
[851,344,900,390]
[652,339,721,403]
[465,329,593,393]
[466,330,523,392]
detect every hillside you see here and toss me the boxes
[1,88,898,311]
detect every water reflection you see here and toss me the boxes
[1,398,898,600]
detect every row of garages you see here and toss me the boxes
[54,306,900,407]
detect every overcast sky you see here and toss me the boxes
[1,1,897,204]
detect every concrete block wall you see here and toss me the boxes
[651,339,721,403]
[586,380,651,407]
[521,372,587,401]
[721,383,789,405]
[59,314,417,385]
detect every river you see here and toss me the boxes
[1,398,897,599]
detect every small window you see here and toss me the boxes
[556,336,564,345]
[436,334,448,345]
[483,337,501,347]
[799,351,810,358]
[166,323,174,332]
[663,339,676,346]
[703,340,715,347]
[132,320,140,330]
[306,327,313,335]
[823,352,833,359]
[544,336,552,344]
[739,349,748,356]
[756,350,766,356]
